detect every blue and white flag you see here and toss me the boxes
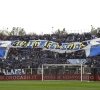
[0,38,100,58]
[0,41,11,59]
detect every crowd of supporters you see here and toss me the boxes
[0,33,96,43]
[0,32,100,75]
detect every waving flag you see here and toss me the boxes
[0,38,100,58]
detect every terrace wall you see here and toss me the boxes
[0,74,100,81]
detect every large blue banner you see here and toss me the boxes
[0,38,100,58]
[10,40,88,50]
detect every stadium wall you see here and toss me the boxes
[0,74,100,81]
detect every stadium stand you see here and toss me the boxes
[0,33,100,75]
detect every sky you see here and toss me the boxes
[0,0,100,35]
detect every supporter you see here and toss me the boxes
[0,32,95,42]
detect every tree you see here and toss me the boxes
[54,28,67,35]
[90,25,100,35]
[0,29,10,36]
[10,27,16,35]
[96,27,100,33]
[18,28,26,36]
[10,27,26,36]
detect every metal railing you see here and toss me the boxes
[0,66,100,75]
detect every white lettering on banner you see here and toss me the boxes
[63,75,80,80]
[89,76,94,80]
[1,74,100,80]
[17,76,23,80]
[6,76,11,80]
[26,75,31,79]
[75,76,80,80]
[63,76,69,79]
[44,75,56,80]
[13,76,16,79]
[23,75,27,79]
[57,76,61,79]
[5,75,31,80]
[83,76,89,80]
[0,76,4,80]
[97,75,100,80]
[32,75,37,79]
